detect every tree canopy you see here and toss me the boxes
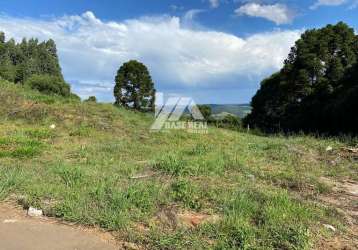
[0,32,76,97]
[0,32,64,84]
[114,60,156,111]
[245,22,358,134]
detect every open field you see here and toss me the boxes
[0,81,357,249]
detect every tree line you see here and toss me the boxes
[0,32,72,97]
[2,22,357,135]
[114,22,358,135]
[244,22,358,135]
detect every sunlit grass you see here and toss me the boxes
[0,80,356,249]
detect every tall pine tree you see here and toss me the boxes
[245,22,358,134]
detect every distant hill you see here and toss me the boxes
[208,104,251,118]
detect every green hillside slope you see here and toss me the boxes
[0,80,357,249]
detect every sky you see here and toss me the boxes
[0,1,357,104]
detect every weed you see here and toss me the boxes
[0,166,24,199]
[0,136,44,158]
[53,164,84,187]
[170,179,202,210]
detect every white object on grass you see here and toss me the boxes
[27,207,43,217]
[323,224,336,232]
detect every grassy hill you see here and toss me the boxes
[0,80,357,249]
[209,104,252,118]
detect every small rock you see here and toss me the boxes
[323,224,336,232]
[329,160,337,166]
[49,124,56,129]
[27,207,43,217]
[326,146,333,152]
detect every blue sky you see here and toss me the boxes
[0,0,357,103]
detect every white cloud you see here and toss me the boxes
[349,0,358,8]
[310,0,346,9]
[0,11,301,100]
[310,0,358,9]
[170,5,184,12]
[209,0,220,8]
[235,3,295,25]
[183,9,205,23]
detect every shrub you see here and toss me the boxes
[25,74,71,97]
[209,114,242,130]
[84,96,97,103]
[69,93,81,101]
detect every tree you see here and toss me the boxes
[0,31,64,84]
[246,22,358,134]
[244,72,288,132]
[114,60,155,111]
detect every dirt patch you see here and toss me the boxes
[323,146,358,166]
[177,211,220,228]
[0,202,120,250]
[319,178,358,220]
[316,178,358,250]
[316,232,357,250]
[151,205,220,230]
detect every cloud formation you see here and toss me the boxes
[310,0,358,9]
[235,3,295,25]
[0,11,300,100]
[310,0,346,9]
[183,9,205,24]
[209,0,220,8]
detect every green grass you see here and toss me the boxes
[0,80,356,249]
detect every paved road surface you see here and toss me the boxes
[0,203,118,250]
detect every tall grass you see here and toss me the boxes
[0,80,356,249]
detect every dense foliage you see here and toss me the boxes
[209,113,242,130]
[0,31,74,97]
[25,74,70,97]
[245,22,358,134]
[0,32,63,83]
[114,60,156,111]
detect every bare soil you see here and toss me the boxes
[316,178,358,250]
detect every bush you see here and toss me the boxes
[84,96,97,103]
[25,74,71,97]
[209,114,242,130]
[69,93,81,102]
